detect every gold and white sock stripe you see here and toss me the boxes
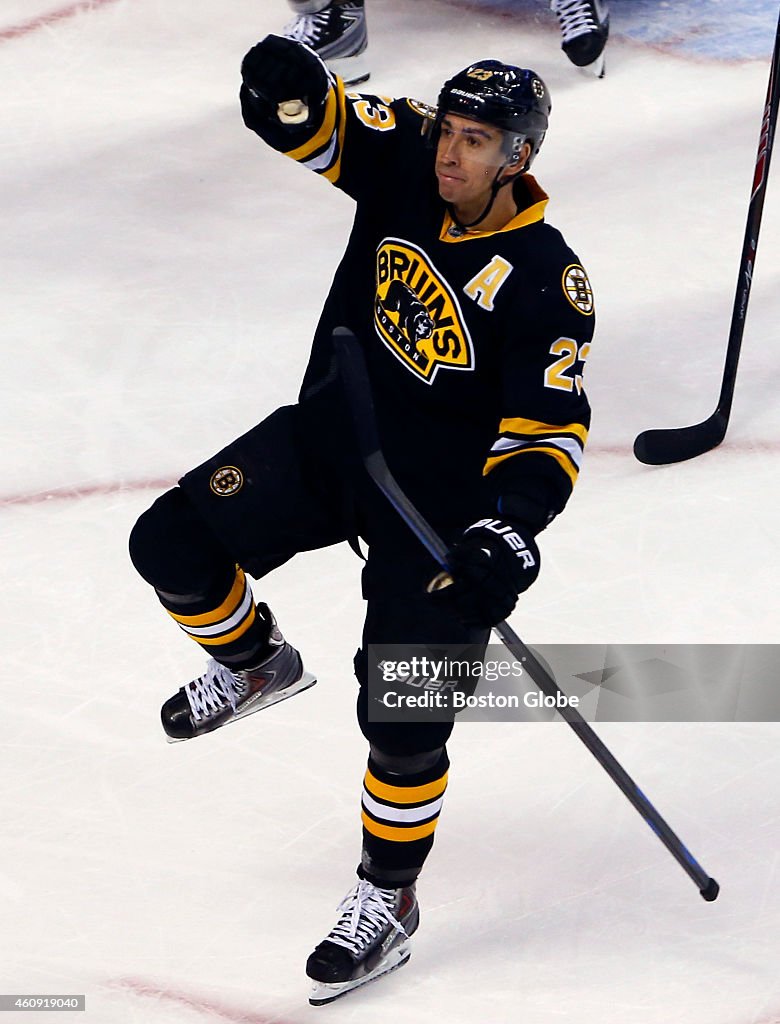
[361,767,449,843]
[166,568,257,647]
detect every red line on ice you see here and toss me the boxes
[0,478,176,509]
[0,0,122,42]
[2,437,780,509]
[111,977,297,1024]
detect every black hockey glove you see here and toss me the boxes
[429,518,540,630]
[240,34,330,127]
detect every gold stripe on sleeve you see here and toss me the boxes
[484,445,578,485]
[497,417,588,445]
[323,80,349,184]
[283,82,340,164]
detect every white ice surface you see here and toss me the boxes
[1,1,779,1021]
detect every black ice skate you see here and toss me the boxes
[551,0,610,77]
[161,612,315,741]
[284,0,369,86]
[306,879,419,1005]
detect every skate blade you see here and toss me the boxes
[309,944,411,1006]
[234,669,317,721]
[577,53,606,78]
[327,51,370,86]
[164,671,317,744]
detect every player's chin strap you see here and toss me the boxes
[446,167,516,236]
[446,135,527,236]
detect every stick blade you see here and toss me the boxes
[633,413,728,465]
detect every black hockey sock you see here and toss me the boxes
[130,487,275,669]
[157,568,275,670]
[359,749,450,888]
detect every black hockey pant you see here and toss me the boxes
[130,404,488,888]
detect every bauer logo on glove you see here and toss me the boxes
[466,518,538,569]
[428,517,540,630]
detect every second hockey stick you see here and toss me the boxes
[334,326,719,901]
[634,7,780,465]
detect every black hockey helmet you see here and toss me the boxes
[433,60,551,171]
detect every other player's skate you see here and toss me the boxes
[306,878,419,1005]
[283,0,369,86]
[161,608,315,741]
[551,0,610,78]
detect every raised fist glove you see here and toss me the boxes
[241,34,330,125]
[429,518,540,629]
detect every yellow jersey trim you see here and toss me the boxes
[484,445,578,485]
[323,80,349,184]
[497,417,588,446]
[284,84,339,163]
[439,175,549,243]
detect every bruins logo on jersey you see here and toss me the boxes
[406,97,437,121]
[210,466,243,496]
[375,238,474,383]
[562,264,594,315]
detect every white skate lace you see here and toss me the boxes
[284,11,330,47]
[184,659,244,723]
[326,880,408,956]
[551,0,603,43]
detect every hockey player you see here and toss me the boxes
[551,0,609,74]
[282,0,369,86]
[279,0,610,83]
[129,36,594,1004]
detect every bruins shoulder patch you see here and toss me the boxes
[406,97,437,121]
[210,466,244,496]
[562,264,594,315]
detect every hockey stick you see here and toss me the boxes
[334,326,719,901]
[634,7,780,465]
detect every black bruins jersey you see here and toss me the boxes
[242,72,594,535]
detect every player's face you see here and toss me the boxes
[435,113,508,208]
